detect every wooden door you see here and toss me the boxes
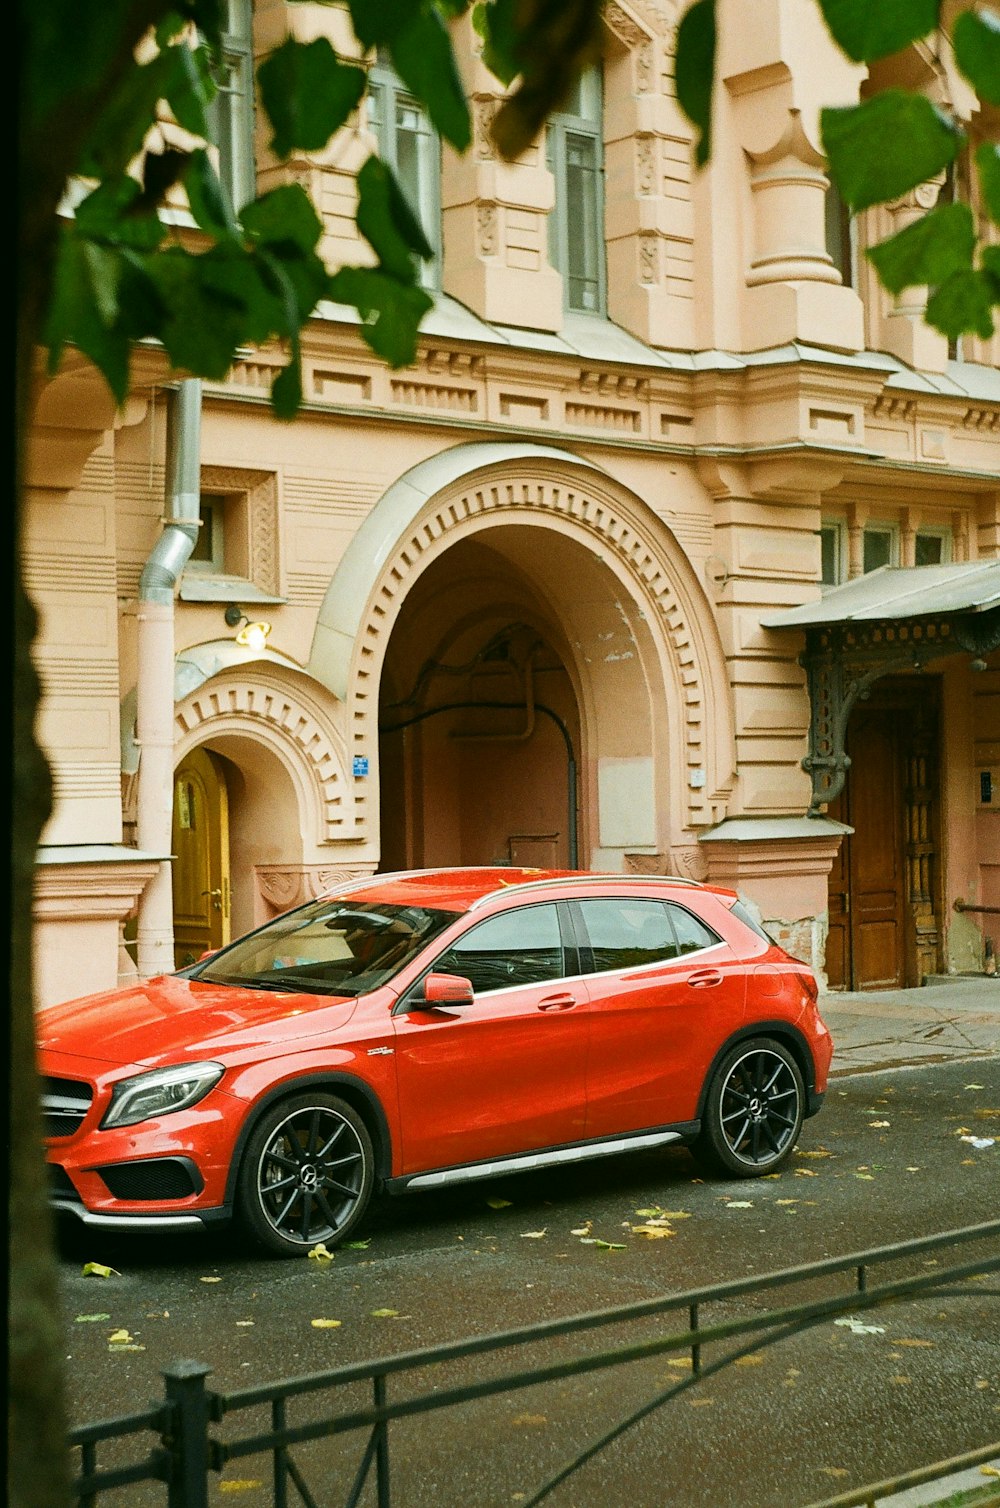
[848,708,906,988]
[825,683,940,991]
[172,747,231,969]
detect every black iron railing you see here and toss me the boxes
[68,1218,1000,1508]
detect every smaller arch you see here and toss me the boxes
[173,663,351,851]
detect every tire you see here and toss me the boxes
[695,1037,805,1178]
[237,1092,375,1257]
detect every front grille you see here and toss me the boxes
[42,1077,93,1140]
[95,1158,203,1202]
[48,1164,79,1199]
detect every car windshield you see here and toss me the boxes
[193,899,459,996]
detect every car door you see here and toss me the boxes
[573,896,747,1139]
[391,901,589,1175]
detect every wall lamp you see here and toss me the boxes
[224,603,272,651]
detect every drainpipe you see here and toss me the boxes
[135,379,202,979]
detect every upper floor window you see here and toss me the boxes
[863,525,898,574]
[824,182,854,288]
[206,0,255,212]
[915,529,952,566]
[368,57,441,289]
[820,521,846,587]
[547,68,605,314]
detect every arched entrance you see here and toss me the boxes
[378,545,581,869]
[310,444,735,876]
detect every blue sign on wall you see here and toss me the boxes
[352,756,369,778]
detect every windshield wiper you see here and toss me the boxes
[198,971,361,996]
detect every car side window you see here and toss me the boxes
[667,903,721,955]
[575,898,679,973]
[432,904,564,995]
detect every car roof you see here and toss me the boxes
[320,867,737,914]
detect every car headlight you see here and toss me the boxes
[101,1063,224,1130]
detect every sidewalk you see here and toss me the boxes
[820,976,1000,1077]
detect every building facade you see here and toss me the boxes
[27,0,1000,1008]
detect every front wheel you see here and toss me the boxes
[237,1092,375,1256]
[695,1038,804,1178]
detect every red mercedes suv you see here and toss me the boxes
[39,868,832,1256]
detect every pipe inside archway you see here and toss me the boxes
[379,700,578,868]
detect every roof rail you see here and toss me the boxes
[468,872,706,910]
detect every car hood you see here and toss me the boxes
[36,974,361,1071]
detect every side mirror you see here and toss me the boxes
[421,972,474,1007]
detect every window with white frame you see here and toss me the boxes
[914,528,952,566]
[863,524,899,573]
[368,56,441,289]
[824,182,854,288]
[206,0,255,212]
[820,521,846,587]
[546,67,605,314]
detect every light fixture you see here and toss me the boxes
[224,603,272,652]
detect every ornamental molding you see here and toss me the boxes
[344,462,735,829]
[173,667,350,842]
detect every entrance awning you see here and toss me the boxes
[761,560,1000,629]
[761,561,1000,814]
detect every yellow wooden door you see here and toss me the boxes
[172,747,231,969]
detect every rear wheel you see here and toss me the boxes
[695,1038,804,1177]
[238,1092,374,1257]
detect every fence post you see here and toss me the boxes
[161,1360,213,1508]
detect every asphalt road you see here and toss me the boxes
[56,1058,1000,1508]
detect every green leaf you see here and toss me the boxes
[953,9,1000,105]
[390,6,471,151]
[978,143,1000,225]
[271,357,304,420]
[74,177,166,252]
[925,268,997,341]
[328,265,433,366]
[472,0,520,87]
[821,92,961,211]
[163,37,216,138]
[816,0,940,63]
[81,47,192,180]
[258,38,366,158]
[674,0,716,169]
[867,202,975,294]
[142,248,249,377]
[184,149,240,237]
[82,242,123,327]
[44,232,131,401]
[240,185,324,253]
[356,156,433,279]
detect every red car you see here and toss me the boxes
[39,868,832,1257]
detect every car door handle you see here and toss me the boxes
[538,993,577,1011]
[687,969,723,989]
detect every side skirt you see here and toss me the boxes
[386,1123,700,1194]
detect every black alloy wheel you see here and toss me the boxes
[238,1092,374,1256]
[696,1037,805,1177]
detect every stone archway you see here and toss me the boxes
[310,444,735,873]
[172,664,365,931]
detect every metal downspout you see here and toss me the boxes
[135,379,202,979]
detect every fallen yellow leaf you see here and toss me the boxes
[308,1244,335,1265]
[734,1356,764,1367]
[370,1309,399,1318]
[511,1414,547,1428]
[818,1468,849,1479]
[520,1230,547,1239]
[665,1358,693,1370]
[794,1169,819,1178]
[219,1482,264,1494]
[896,1339,934,1348]
[797,1149,833,1159]
[486,1198,512,1209]
[108,1329,132,1344]
[981,1465,1000,1478]
[310,1319,342,1329]
[631,1224,676,1239]
[82,1262,119,1278]
[200,1276,223,1283]
[688,1398,714,1407]
[75,1313,110,1323]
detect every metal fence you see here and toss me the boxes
[70,1218,1000,1508]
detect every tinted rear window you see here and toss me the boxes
[728,899,774,943]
